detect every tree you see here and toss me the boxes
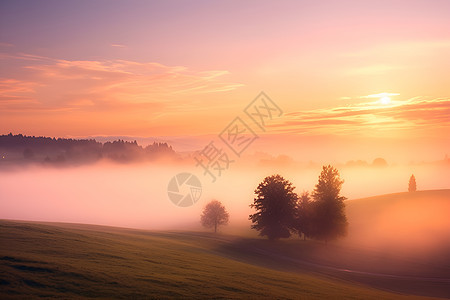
[296,191,312,240]
[372,157,388,167]
[200,200,229,233]
[249,175,298,240]
[408,174,417,192]
[23,148,34,160]
[310,165,348,243]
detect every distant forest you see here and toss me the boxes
[0,133,177,166]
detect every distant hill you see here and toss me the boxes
[345,189,450,254]
[0,133,177,166]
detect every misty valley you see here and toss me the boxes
[1,1,450,298]
[1,134,449,298]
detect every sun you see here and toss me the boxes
[380,96,391,105]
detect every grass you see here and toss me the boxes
[0,219,442,299]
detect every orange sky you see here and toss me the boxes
[0,0,449,161]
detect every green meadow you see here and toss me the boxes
[1,190,449,299]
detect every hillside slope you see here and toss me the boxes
[345,189,450,256]
[0,220,439,299]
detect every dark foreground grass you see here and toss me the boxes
[0,220,440,299]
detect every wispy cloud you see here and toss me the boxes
[0,42,14,48]
[268,97,450,137]
[111,44,126,48]
[362,93,400,99]
[0,52,243,113]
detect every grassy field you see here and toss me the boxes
[0,220,445,299]
[1,190,449,299]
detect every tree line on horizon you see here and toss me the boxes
[201,165,348,242]
[0,133,176,165]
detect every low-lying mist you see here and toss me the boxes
[1,160,449,257]
[345,190,450,258]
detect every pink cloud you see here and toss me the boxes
[0,53,243,113]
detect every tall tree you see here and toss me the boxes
[310,165,348,243]
[200,200,229,233]
[408,174,417,192]
[249,175,298,240]
[296,191,312,240]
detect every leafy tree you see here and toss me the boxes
[408,174,417,192]
[249,175,298,240]
[200,200,229,233]
[310,165,348,243]
[296,191,312,240]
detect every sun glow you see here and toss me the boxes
[380,96,391,105]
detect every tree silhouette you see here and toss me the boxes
[200,200,229,233]
[249,175,298,240]
[0,133,177,165]
[310,165,348,243]
[296,191,312,240]
[408,174,417,192]
[372,157,388,167]
[23,148,34,160]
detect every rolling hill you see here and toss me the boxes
[1,189,449,299]
[345,189,450,256]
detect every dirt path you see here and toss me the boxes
[198,235,450,299]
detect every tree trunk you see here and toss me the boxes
[214,222,217,233]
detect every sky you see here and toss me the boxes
[1,0,449,162]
